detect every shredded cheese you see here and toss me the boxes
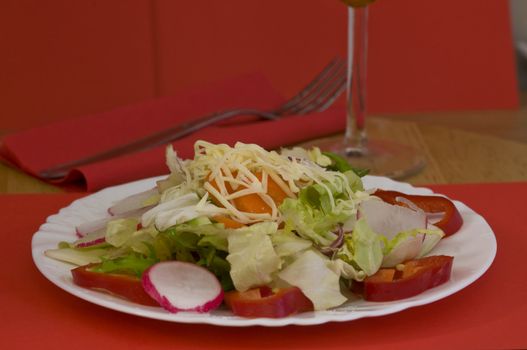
[162,141,359,224]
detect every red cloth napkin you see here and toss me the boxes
[2,182,526,349]
[0,75,345,191]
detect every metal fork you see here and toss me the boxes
[39,58,346,179]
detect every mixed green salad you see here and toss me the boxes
[45,141,460,317]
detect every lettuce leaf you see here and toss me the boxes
[381,231,423,268]
[226,222,281,291]
[338,218,383,276]
[105,218,140,247]
[381,228,445,267]
[331,259,366,281]
[271,228,312,258]
[322,151,369,178]
[160,224,234,290]
[280,146,332,167]
[174,218,229,252]
[44,247,108,266]
[280,177,358,247]
[280,197,343,246]
[417,228,445,258]
[278,250,347,310]
[91,252,158,277]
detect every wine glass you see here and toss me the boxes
[304,4,425,179]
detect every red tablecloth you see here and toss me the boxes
[2,182,526,349]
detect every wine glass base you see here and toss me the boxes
[302,135,426,179]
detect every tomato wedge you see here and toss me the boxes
[71,264,159,306]
[224,286,313,318]
[374,189,463,236]
[353,255,454,301]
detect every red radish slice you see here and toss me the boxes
[75,206,154,237]
[142,261,223,313]
[74,228,106,248]
[358,199,427,240]
[76,217,111,238]
[75,227,85,239]
[108,188,159,216]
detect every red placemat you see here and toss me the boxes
[2,183,526,349]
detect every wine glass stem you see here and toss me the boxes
[344,6,369,154]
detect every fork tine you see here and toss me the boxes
[310,76,347,113]
[280,58,346,115]
[275,57,346,114]
[296,74,347,114]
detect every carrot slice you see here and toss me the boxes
[206,171,289,216]
[255,172,288,207]
[213,215,246,229]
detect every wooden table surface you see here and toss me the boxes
[1,93,526,193]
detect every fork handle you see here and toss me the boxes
[38,109,278,179]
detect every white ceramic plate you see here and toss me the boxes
[32,175,496,327]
